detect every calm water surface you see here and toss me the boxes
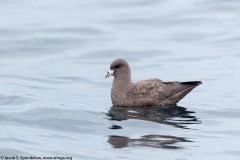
[0,0,240,160]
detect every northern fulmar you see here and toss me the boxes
[105,58,202,107]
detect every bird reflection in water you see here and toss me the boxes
[107,105,200,129]
[108,135,191,149]
[106,105,200,149]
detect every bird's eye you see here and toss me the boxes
[115,65,121,69]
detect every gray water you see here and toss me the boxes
[0,0,240,159]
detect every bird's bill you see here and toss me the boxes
[105,69,114,78]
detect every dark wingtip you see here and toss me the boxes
[181,81,202,86]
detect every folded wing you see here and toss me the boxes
[128,79,201,106]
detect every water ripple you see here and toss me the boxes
[0,94,34,106]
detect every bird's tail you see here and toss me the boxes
[169,81,202,104]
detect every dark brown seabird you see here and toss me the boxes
[105,58,202,107]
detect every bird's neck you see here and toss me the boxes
[113,76,133,91]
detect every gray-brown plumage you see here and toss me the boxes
[105,58,202,107]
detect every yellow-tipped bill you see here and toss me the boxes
[105,69,114,78]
